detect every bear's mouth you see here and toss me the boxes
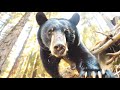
[53,44,67,57]
[53,49,68,58]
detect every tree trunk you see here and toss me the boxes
[0,12,31,77]
[7,13,38,78]
[0,12,25,42]
[23,52,38,78]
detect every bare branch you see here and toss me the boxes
[106,50,120,56]
[106,56,117,65]
[91,37,108,51]
[92,32,120,54]
[96,31,108,37]
[114,70,120,76]
[105,50,120,65]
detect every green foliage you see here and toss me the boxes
[81,24,100,49]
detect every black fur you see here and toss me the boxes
[36,12,115,78]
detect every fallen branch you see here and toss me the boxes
[92,32,120,54]
[106,56,118,65]
[114,65,120,78]
[96,31,113,39]
[90,31,112,52]
[91,36,108,51]
[106,50,120,56]
[114,70,120,76]
[113,24,120,36]
[105,50,120,65]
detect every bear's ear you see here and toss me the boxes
[36,12,48,25]
[69,13,80,26]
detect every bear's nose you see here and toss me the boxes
[54,44,65,54]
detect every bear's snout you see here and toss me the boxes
[49,31,68,57]
[54,44,66,55]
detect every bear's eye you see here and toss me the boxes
[64,28,69,33]
[48,28,54,35]
[71,30,75,34]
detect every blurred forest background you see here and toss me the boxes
[0,12,119,78]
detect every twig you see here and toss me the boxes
[106,56,117,65]
[91,37,108,51]
[105,50,120,65]
[92,32,120,54]
[96,31,108,37]
[114,70,120,76]
[113,24,120,36]
[96,31,113,39]
[106,50,120,56]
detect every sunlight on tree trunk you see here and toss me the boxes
[0,12,31,78]
[7,13,36,78]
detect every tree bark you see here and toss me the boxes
[92,32,120,54]
[7,13,37,78]
[0,12,31,77]
[23,52,38,78]
[0,12,25,42]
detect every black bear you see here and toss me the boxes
[36,12,115,78]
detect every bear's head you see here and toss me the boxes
[36,12,80,58]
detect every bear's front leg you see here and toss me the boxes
[78,56,115,78]
[76,43,115,78]
[40,48,62,78]
[78,56,104,78]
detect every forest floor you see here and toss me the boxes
[36,58,120,78]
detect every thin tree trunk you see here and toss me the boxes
[7,13,37,78]
[23,52,38,78]
[8,26,32,78]
[32,56,39,78]
[0,12,25,42]
[0,12,31,77]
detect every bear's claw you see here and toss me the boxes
[80,69,115,78]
